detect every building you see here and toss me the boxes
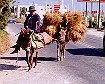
[14,3,46,20]
[13,2,69,19]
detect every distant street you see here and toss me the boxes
[0,22,105,84]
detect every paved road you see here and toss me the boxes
[0,23,105,84]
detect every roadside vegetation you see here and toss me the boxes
[0,30,10,54]
[0,0,15,54]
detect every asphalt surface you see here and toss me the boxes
[0,22,105,84]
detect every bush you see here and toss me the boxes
[0,14,8,30]
[0,29,10,53]
[0,5,11,30]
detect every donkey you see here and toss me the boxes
[16,28,53,71]
[56,24,69,61]
[20,27,68,70]
[41,23,69,61]
[18,29,39,71]
[51,16,69,61]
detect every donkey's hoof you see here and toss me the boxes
[28,69,31,72]
[28,66,32,71]
[63,56,65,58]
[57,57,60,61]
[16,61,18,63]
[60,57,64,61]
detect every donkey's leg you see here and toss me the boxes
[26,51,31,70]
[60,45,64,61]
[30,48,34,68]
[63,48,65,59]
[63,45,65,59]
[57,42,60,61]
[34,47,38,67]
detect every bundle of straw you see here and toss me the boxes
[43,13,62,26]
[62,11,87,43]
[63,11,83,28]
[45,25,57,38]
[41,13,62,37]
[69,23,87,43]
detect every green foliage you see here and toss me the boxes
[0,0,12,8]
[20,7,27,15]
[0,14,8,29]
[2,5,11,16]
[0,0,13,30]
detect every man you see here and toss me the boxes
[24,6,40,33]
[10,6,41,54]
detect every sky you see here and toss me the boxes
[13,0,105,12]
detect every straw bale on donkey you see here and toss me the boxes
[62,11,87,43]
[40,13,62,39]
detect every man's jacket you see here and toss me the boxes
[24,14,41,33]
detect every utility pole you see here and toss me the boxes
[46,0,47,12]
[61,0,64,13]
[81,4,83,12]
[91,2,93,17]
[71,0,73,11]
[98,0,101,28]
[85,2,88,26]
[91,1,95,22]
[61,0,64,6]
[86,2,87,17]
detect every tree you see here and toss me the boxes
[0,0,14,29]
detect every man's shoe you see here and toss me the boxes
[10,49,18,54]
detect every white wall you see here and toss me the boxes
[15,4,46,19]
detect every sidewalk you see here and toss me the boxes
[87,28,104,38]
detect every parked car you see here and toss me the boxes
[8,18,16,24]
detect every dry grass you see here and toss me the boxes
[62,12,87,43]
[43,13,62,26]
[0,30,10,54]
[63,11,83,28]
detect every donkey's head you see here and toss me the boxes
[58,26,67,44]
[20,28,33,51]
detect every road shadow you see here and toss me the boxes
[0,56,56,62]
[0,64,19,71]
[38,57,56,61]
[66,48,105,57]
[0,56,26,61]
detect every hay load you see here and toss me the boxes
[41,11,87,43]
[41,13,62,37]
[43,13,62,26]
[68,23,87,43]
[63,11,83,27]
[62,11,87,43]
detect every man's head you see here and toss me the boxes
[29,6,36,15]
